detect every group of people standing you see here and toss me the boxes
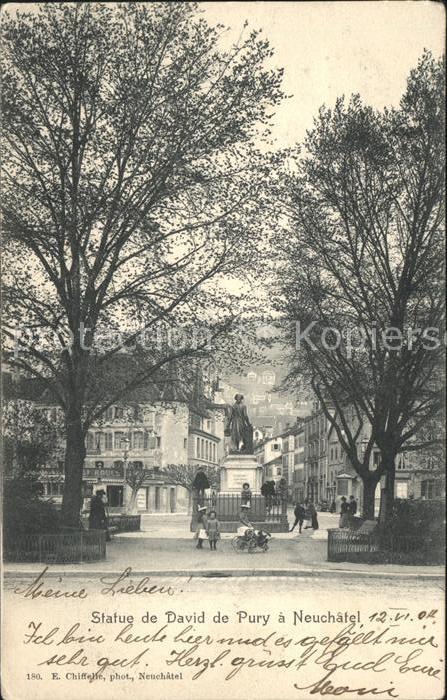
[339,495,358,528]
[289,499,319,533]
[194,505,221,550]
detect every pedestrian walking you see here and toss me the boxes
[290,502,306,533]
[194,505,208,549]
[206,510,220,550]
[339,496,350,528]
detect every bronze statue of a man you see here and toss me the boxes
[225,394,253,454]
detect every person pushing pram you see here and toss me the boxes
[237,504,268,547]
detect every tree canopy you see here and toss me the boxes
[1,2,285,524]
[275,51,445,519]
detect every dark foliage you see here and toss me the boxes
[388,498,445,539]
[3,473,60,538]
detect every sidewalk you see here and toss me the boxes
[3,511,444,580]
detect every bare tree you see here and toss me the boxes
[1,4,284,525]
[124,462,152,515]
[276,52,445,521]
[162,463,220,512]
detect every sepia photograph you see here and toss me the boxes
[1,2,445,699]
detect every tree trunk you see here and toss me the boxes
[378,454,396,527]
[61,406,86,528]
[362,475,378,520]
[127,488,138,515]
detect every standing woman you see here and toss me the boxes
[310,502,319,530]
[88,489,110,541]
[339,496,350,528]
[194,505,208,549]
[305,500,318,530]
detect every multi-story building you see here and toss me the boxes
[291,423,305,503]
[186,373,226,470]
[255,434,283,484]
[280,420,305,501]
[304,399,444,514]
[4,366,225,514]
[303,404,329,504]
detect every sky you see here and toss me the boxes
[201,1,445,148]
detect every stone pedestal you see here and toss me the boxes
[219,453,263,493]
[190,455,289,533]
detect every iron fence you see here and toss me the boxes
[4,530,106,564]
[328,528,444,565]
[107,514,141,532]
[192,493,288,523]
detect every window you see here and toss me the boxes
[47,482,64,496]
[337,478,349,496]
[104,407,114,421]
[114,432,124,449]
[105,432,113,450]
[184,438,188,449]
[197,437,200,457]
[156,436,161,448]
[86,432,94,451]
[114,406,124,419]
[263,371,275,385]
[145,411,155,428]
[395,481,408,499]
[133,431,144,450]
[421,480,436,500]
[107,485,123,507]
[133,406,143,422]
[205,441,209,460]
[95,432,103,451]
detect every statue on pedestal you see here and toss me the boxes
[225,394,253,454]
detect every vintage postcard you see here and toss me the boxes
[1,2,445,699]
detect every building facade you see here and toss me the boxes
[304,400,444,514]
[255,435,283,484]
[5,368,225,514]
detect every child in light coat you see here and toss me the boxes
[194,506,208,549]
